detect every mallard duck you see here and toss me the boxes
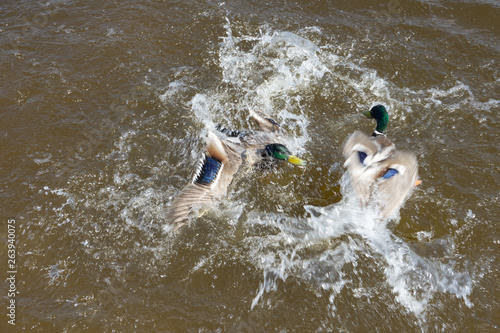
[167,109,306,231]
[343,105,420,219]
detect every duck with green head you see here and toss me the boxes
[343,105,420,219]
[167,109,306,231]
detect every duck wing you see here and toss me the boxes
[249,109,282,133]
[232,109,283,149]
[343,131,395,169]
[374,150,419,218]
[168,181,216,230]
[167,132,243,231]
[343,131,418,217]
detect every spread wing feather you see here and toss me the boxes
[168,182,215,231]
[167,131,243,231]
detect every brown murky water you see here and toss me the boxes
[1,0,499,332]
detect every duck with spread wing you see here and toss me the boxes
[167,109,306,231]
[343,105,421,219]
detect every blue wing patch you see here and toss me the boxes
[381,168,399,179]
[195,156,222,185]
[358,151,367,165]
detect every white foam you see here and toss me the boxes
[246,179,473,318]
[158,79,193,107]
[34,153,52,165]
[185,21,331,156]
[189,93,217,129]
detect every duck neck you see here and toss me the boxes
[374,113,389,135]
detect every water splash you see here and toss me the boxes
[247,177,473,319]
[186,20,332,153]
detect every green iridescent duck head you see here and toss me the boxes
[265,144,306,166]
[363,105,389,135]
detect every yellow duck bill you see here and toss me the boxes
[287,155,307,166]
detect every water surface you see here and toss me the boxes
[1,0,499,332]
